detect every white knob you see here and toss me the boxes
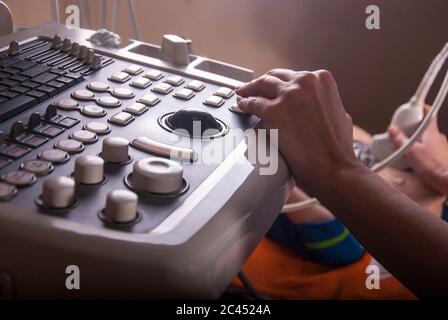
[133,157,183,193]
[104,189,138,223]
[74,155,104,184]
[42,176,75,208]
[161,34,192,66]
[101,137,129,163]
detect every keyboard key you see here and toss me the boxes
[57,117,79,128]
[10,74,28,83]
[40,125,64,138]
[0,79,19,87]
[21,134,48,148]
[2,67,20,75]
[185,80,205,92]
[130,77,151,89]
[0,97,7,104]
[0,90,19,99]
[26,90,48,102]
[173,88,194,100]
[33,72,58,84]
[49,68,66,75]
[151,83,173,94]
[123,64,143,75]
[0,156,11,169]
[56,76,76,87]
[143,69,163,80]
[0,72,8,79]
[124,102,148,115]
[164,75,184,86]
[11,60,36,71]
[0,56,20,67]
[0,84,7,92]
[65,73,84,83]
[21,81,39,89]
[47,80,66,92]
[0,95,37,122]
[138,94,160,106]
[10,86,30,94]
[21,64,50,78]
[203,95,225,107]
[37,85,58,97]
[109,71,131,83]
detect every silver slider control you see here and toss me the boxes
[131,136,196,162]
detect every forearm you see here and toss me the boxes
[291,161,448,298]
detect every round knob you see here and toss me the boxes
[167,107,220,137]
[104,189,138,223]
[74,155,104,184]
[42,176,75,208]
[132,157,183,194]
[101,137,129,163]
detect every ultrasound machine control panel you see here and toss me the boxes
[0,23,290,299]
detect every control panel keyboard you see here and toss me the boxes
[0,34,256,234]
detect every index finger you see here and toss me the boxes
[235,74,284,99]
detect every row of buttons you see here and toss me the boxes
[0,119,112,201]
[110,65,234,107]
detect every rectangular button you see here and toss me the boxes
[1,144,30,159]
[21,134,48,147]
[10,86,30,94]
[151,83,173,95]
[164,75,184,86]
[0,95,37,122]
[173,88,194,100]
[37,85,58,97]
[0,90,19,99]
[143,69,163,80]
[131,136,196,162]
[40,125,64,137]
[109,72,131,83]
[26,90,48,102]
[124,64,143,75]
[21,64,50,78]
[124,102,148,115]
[33,72,58,84]
[130,77,151,89]
[11,60,36,71]
[185,80,205,92]
[57,117,79,128]
[0,79,19,87]
[109,112,134,126]
[21,81,39,89]
[203,95,225,107]
[138,94,160,106]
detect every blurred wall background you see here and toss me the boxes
[4,0,448,134]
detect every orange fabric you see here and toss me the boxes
[231,237,416,300]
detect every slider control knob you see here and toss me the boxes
[86,49,95,65]
[51,34,63,48]
[42,176,75,208]
[8,40,19,56]
[62,38,72,51]
[78,45,88,59]
[91,54,102,69]
[101,137,129,163]
[133,157,183,194]
[104,189,138,223]
[74,155,104,184]
[70,42,80,56]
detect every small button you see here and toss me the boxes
[85,122,110,135]
[214,87,234,99]
[80,105,106,117]
[130,77,151,89]
[70,130,98,143]
[103,189,138,223]
[72,89,95,101]
[173,88,194,100]
[164,75,184,86]
[109,112,134,126]
[151,83,173,95]
[0,156,12,169]
[143,69,163,80]
[123,64,143,75]
[101,137,129,163]
[21,159,53,176]
[185,80,205,92]
[87,81,110,92]
[138,94,160,106]
[1,145,30,159]
[74,155,104,185]
[55,139,84,153]
[124,102,148,116]
[2,170,36,187]
[0,182,18,201]
[111,88,134,99]
[41,176,76,209]
[22,134,48,148]
[55,99,79,110]
[98,96,121,108]
[40,125,64,137]
[57,117,79,128]
[38,149,69,163]
[109,71,131,83]
[203,95,225,107]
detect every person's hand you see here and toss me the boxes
[235,69,363,193]
[388,106,448,195]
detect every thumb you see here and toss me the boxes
[388,124,409,147]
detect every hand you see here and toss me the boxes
[236,69,363,193]
[388,106,448,195]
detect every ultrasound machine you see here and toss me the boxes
[0,21,291,298]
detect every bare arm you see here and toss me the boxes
[236,69,448,298]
